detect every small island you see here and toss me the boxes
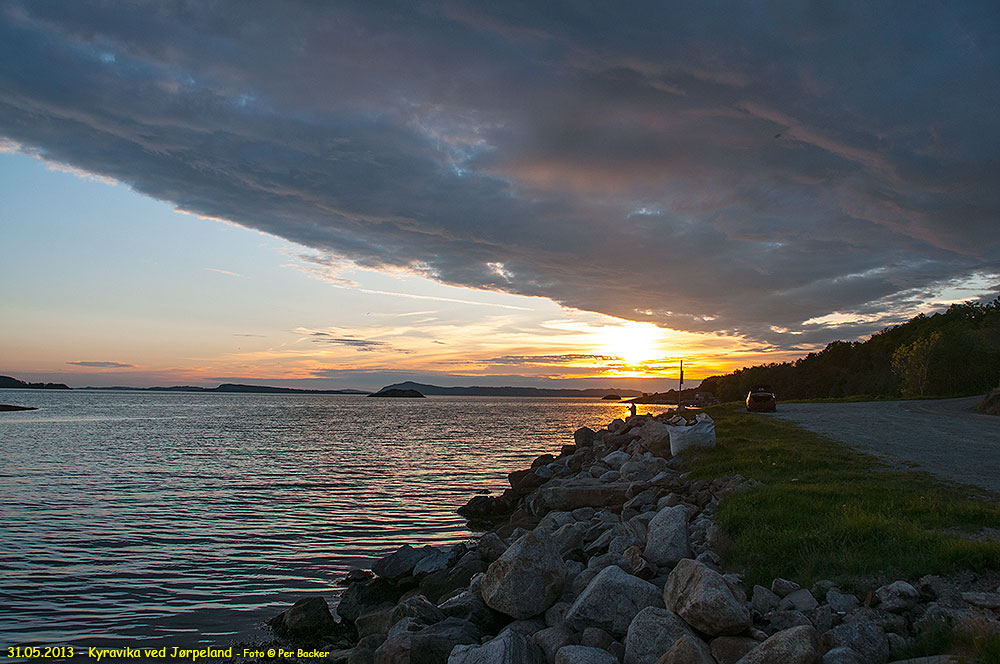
[1,404,38,411]
[367,388,425,398]
[600,394,621,400]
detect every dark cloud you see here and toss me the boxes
[488,354,619,365]
[309,332,389,351]
[2,1,998,344]
[66,361,134,368]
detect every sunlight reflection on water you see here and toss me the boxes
[0,390,630,647]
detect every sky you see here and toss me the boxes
[1,2,998,391]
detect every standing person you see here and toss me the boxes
[628,402,637,418]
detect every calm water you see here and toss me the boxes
[0,390,628,650]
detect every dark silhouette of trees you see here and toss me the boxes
[700,299,1000,400]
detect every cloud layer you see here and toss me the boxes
[2,2,998,345]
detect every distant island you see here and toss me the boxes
[79,383,370,395]
[368,388,425,398]
[0,375,70,390]
[376,381,641,398]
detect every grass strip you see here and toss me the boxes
[680,405,1000,591]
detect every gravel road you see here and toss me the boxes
[768,396,1000,493]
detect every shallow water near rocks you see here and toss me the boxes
[0,390,630,650]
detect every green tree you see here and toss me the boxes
[891,332,942,397]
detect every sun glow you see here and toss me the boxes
[596,321,665,365]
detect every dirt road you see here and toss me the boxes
[769,396,1000,493]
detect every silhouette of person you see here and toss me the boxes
[628,403,637,418]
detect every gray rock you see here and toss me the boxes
[556,645,619,664]
[481,531,567,619]
[733,625,819,664]
[821,647,864,664]
[539,511,578,532]
[598,470,621,483]
[663,559,751,636]
[532,625,577,663]
[501,616,548,636]
[623,606,696,664]
[535,480,632,513]
[374,545,435,581]
[477,533,508,563]
[387,617,424,639]
[751,585,780,615]
[643,505,690,567]
[709,636,757,664]
[413,546,461,577]
[822,619,890,664]
[813,604,833,634]
[575,427,596,447]
[603,450,632,469]
[766,610,811,632]
[551,522,589,555]
[961,591,1000,609]
[409,618,482,663]
[448,630,544,664]
[826,590,860,615]
[338,578,403,623]
[390,595,445,627]
[875,581,919,613]
[565,564,663,637]
[654,634,714,664]
[581,628,615,650]
[545,601,572,627]
[771,578,801,597]
[270,596,338,639]
[437,591,497,631]
[355,605,395,638]
[373,629,416,664]
[779,589,819,613]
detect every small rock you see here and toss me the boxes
[875,581,919,613]
[733,625,819,664]
[581,627,614,650]
[779,589,819,613]
[766,610,811,633]
[373,544,434,581]
[771,578,801,597]
[408,618,481,663]
[751,585,780,615]
[826,590,860,615]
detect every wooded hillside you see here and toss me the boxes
[700,299,1000,402]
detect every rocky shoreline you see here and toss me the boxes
[269,412,1000,664]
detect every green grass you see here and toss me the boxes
[679,405,1000,591]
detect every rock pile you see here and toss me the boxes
[269,412,1000,664]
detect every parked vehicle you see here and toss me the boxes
[746,387,777,412]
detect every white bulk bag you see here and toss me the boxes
[668,413,716,456]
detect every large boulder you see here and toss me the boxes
[575,427,596,447]
[448,630,544,663]
[481,531,567,619]
[338,578,404,623]
[373,545,436,581]
[565,564,663,637]
[654,634,714,664]
[408,618,481,663]
[733,625,819,664]
[535,480,632,513]
[643,505,690,567]
[269,596,339,639]
[624,607,697,664]
[663,559,751,636]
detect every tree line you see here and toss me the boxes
[699,299,1000,402]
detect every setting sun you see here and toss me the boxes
[596,321,665,365]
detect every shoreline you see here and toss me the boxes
[260,410,1000,663]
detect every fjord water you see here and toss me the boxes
[0,390,627,648]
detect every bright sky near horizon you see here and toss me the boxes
[1,3,998,391]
